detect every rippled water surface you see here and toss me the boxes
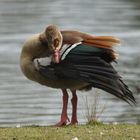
[0,0,140,127]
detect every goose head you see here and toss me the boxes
[40,25,63,63]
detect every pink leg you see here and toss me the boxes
[70,89,78,125]
[56,89,70,126]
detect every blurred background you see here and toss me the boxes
[0,0,140,127]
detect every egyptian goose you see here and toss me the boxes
[20,25,136,126]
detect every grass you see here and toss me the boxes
[0,123,139,140]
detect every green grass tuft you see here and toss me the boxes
[87,120,104,125]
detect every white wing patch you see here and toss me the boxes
[34,57,52,70]
[61,42,81,60]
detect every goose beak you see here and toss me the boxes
[52,49,60,63]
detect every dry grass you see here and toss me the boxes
[84,89,106,124]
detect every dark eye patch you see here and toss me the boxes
[54,38,59,48]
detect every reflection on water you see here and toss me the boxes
[0,0,140,127]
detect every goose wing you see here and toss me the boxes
[39,55,135,105]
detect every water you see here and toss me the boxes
[0,0,140,127]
